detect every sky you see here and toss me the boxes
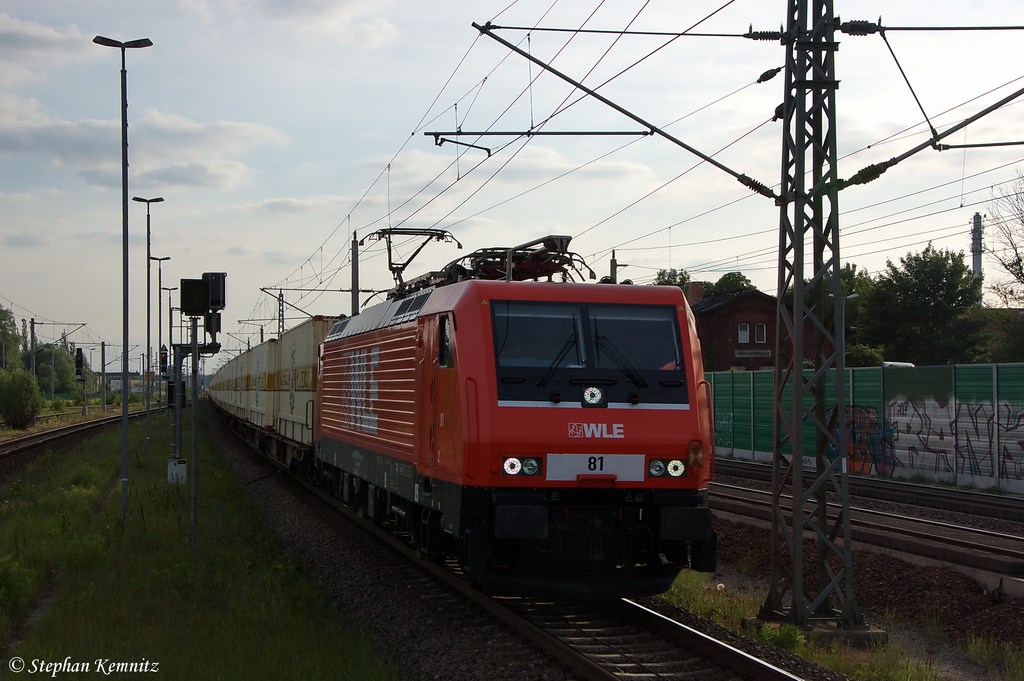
[2,0,1024,373]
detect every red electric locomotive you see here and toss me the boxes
[314,236,716,599]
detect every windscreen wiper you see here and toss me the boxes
[595,334,648,389]
[537,328,579,387]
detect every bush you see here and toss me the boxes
[0,368,45,429]
[127,393,142,404]
[106,393,121,406]
[50,397,67,411]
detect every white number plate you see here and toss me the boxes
[545,453,645,482]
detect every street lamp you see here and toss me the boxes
[135,196,163,465]
[94,34,153,517]
[151,256,170,406]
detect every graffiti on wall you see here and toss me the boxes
[828,400,1024,482]
[828,406,895,476]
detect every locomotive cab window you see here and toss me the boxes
[590,306,681,371]
[439,315,454,368]
[492,300,688,407]
[492,301,584,369]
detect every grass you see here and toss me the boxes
[0,403,143,442]
[660,569,1024,681]
[966,637,1024,681]
[0,406,396,680]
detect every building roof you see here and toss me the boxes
[689,289,774,316]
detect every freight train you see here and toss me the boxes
[209,235,716,599]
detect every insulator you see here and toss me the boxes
[737,174,774,199]
[757,67,782,84]
[745,30,782,41]
[840,20,879,36]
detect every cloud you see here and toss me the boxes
[0,95,281,190]
[180,0,397,46]
[4,230,46,248]
[259,249,297,265]
[247,194,356,214]
[132,110,285,163]
[0,14,94,87]
[134,159,255,190]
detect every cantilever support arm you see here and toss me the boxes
[431,133,492,156]
[833,81,1024,192]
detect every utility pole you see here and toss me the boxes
[609,250,628,284]
[971,212,984,278]
[760,0,861,630]
[101,342,106,412]
[278,290,285,336]
[351,233,359,316]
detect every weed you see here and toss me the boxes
[965,636,1024,680]
[756,623,806,651]
[804,641,939,681]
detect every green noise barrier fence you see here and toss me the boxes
[708,364,1024,494]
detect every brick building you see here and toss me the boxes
[689,288,777,372]
[686,284,832,372]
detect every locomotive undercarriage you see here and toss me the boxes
[465,490,717,599]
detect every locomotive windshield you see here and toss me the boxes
[493,301,585,369]
[492,300,687,407]
[590,306,681,371]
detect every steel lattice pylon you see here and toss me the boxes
[760,0,863,628]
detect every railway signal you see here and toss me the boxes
[173,272,226,546]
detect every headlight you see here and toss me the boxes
[648,460,666,477]
[503,456,542,476]
[667,459,686,477]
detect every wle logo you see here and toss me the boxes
[568,423,625,439]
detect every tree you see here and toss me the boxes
[839,262,877,352]
[0,306,21,371]
[975,307,1024,363]
[986,171,1024,305]
[858,244,984,366]
[30,343,78,395]
[0,367,44,429]
[654,268,691,288]
[704,271,758,297]
[844,343,885,367]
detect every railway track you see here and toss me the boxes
[0,406,121,430]
[0,411,148,459]
[710,483,1024,578]
[714,458,1024,522]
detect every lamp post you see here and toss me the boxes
[94,34,153,517]
[135,196,163,465]
[152,257,170,406]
